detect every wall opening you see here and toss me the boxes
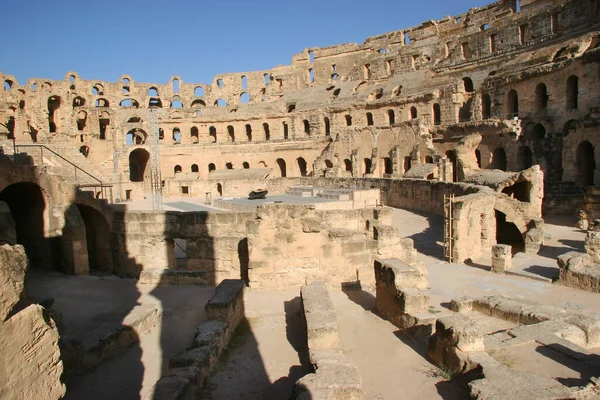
[194,86,204,97]
[263,123,270,140]
[345,115,352,126]
[384,157,393,174]
[283,122,289,139]
[208,163,216,173]
[535,83,548,111]
[76,204,111,274]
[48,96,61,133]
[506,89,519,117]
[462,77,474,93]
[518,146,533,170]
[209,126,217,143]
[344,159,352,173]
[227,125,235,142]
[388,109,395,125]
[433,103,441,125]
[363,158,372,176]
[191,164,199,173]
[246,124,252,141]
[403,156,412,174]
[297,157,308,176]
[502,180,532,202]
[566,75,579,110]
[324,117,330,135]
[495,210,524,253]
[575,140,595,187]
[410,107,418,119]
[174,165,182,174]
[191,126,199,144]
[445,150,458,182]
[303,119,310,134]
[482,94,492,119]
[276,158,286,177]
[366,112,374,126]
[0,182,47,269]
[489,147,507,171]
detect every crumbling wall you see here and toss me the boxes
[0,244,66,400]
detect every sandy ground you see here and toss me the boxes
[31,207,600,399]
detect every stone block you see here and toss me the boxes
[0,244,27,321]
[147,376,194,400]
[491,244,512,273]
[205,279,245,327]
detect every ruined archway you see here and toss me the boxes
[129,148,150,182]
[0,182,48,269]
[76,204,112,274]
[276,158,287,178]
[495,210,524,253]
[517,146,533,170]
[489,147,507,171]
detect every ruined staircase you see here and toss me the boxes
[0,139,114,203]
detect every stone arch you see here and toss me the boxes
[128,148,150,182]
[75,203,112,274]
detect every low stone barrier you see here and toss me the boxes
[374,258,437,333]
[148,279,246,400]
[291,280,363,400]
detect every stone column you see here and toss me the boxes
[491,244,512,273]
[585,219,600,263]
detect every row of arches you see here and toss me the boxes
[505,75,579,116]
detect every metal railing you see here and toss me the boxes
[13,143,113,203]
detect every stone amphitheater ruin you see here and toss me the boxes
[1,0,600,398]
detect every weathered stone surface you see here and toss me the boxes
[0,305,66,400]
[491,244,511,273]
[468,352,572,400]
[301,281,340,350]
[148,376,194,400]
[0,244,27,321]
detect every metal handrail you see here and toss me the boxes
[13,143,113,202]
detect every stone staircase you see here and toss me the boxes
[543,181,585,216]
[0,139,114,202]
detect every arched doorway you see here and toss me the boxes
[76,204,112,274]
[445,150,457,182]
[489,147,507,171]
[518,146,533,170]
[575,141,595,187]
[363,158,372,176]
[297,157,308,177]
[276,158,286,177]
[129,149,150,182]
[0,182,48,268]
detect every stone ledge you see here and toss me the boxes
[146,279,246,400]
[291,280,364,400]
[139,268,209,286]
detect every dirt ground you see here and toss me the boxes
[33,207,600,399]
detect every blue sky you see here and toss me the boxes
[0,0,491,85]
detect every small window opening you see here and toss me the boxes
[366,112,374,126]
[172,78,180,93]
[241,75,247,89]
[217,78,224,88]
[194,86,204,96]
[345,115,352,126]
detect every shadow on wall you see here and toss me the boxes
[406,210,445,259]
[0,154,144,399]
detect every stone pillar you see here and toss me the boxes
[491,244,512,273]
[585,219,600,263]
[525,218,544,254]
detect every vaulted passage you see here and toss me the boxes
[76,204,112,274]
[0,182,48,268]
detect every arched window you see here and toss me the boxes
[410,107,418,119]
[445,150,458,182]
[366,112,374,126]
[324,117,330,135]
[209,126,217,142]
[304,119,310,134]
[535,83,548,111]
[433,103,441,125]
[240,92,250,104]
[506,89,519,116]
[148,87,159,96]
[344,159,352,173]
[388,110,395,125]
[227,125,235,142]
[171,100,183,109]
[482,94,492,119]
[263,123,270,140]
[325,160,334,168]
[208,163,216,172]
[297,157,308,176]
[462,77,474,93]
[172,78,180,93]
[245,124,252,141]
[242,162,250,169]
[191,164,199,173]
[384,157,393,174]
[191,127,199,144]
[489,147,507,171]
[345,115,352,126]
[364,158,372,175]
[194,86,204,97]
[566,75,579,110]
[174,165,182,174]
[518,146,533,170]
[129,148,149,182]
[125,128,147,145]
[276,158,286,177]
[172,128,181,143]
[403,156,412,173]
[226,162,233,169]
[215,98,227,107]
